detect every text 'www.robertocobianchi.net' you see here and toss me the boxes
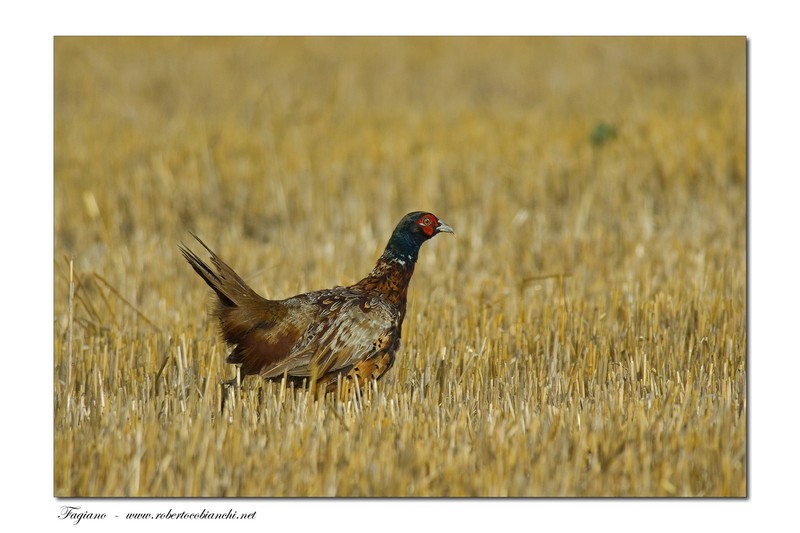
[58,505,257,525]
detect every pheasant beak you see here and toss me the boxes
[435,220,455,235]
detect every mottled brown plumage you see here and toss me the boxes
[180,211,453,396]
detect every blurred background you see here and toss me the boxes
[55,37,745,320]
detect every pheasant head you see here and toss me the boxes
[381,211,455,264]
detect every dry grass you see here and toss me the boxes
[54,37,746,497]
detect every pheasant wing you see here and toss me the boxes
[259,292,399,380]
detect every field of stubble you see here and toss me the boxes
[54,37,746,497]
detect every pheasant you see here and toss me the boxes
[180,211,454,397]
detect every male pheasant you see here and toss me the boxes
[180,211,454,396]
